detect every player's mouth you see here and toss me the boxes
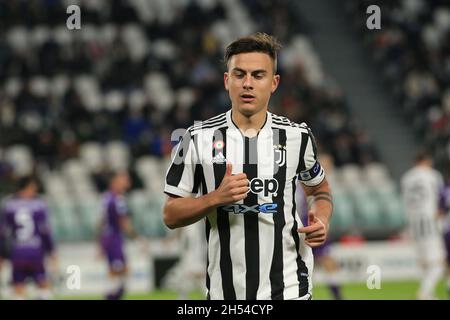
[240,93,255,103]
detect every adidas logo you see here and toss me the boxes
[212,152,227,164]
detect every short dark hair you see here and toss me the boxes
[224,32,282,73]
[414,150,432,163]
[16,175,37,191]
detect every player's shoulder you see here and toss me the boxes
[401,167,418,182]
[270,113,311,133]
[187,112,228,135]
[1,195,16,210]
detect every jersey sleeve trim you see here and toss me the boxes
[164,185,197,198]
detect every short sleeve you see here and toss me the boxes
[115,196,128,216]
[164,130,199,198]
[297,126,325,187]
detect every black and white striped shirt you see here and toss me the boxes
[164,110,325,300]
[401,166,444,240]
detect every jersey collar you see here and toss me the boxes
[226,109,272,136]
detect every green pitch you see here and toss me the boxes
[57,280,449,300]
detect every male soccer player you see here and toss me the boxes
[98,170,139,300]
[163,33,333,300]
[401,151,446,300]
[438,173,450,297]
[0,176,57,299]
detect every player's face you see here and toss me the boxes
[224,52,280,117]
[25,182,38,197]
[114,173,131,193]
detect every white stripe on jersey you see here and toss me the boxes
[224,131,246,299]
[164,110,325,300]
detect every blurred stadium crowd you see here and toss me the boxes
[348,0,450,171]
[0,0,447,242]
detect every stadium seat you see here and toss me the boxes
[4,145,34,177]
[337,164,364,189]
[129,190,167,238]
[105,141,130,171]
[349,186,384,237]
[363,162,391,187]
[329,189,355,238]
[79,142,104,173]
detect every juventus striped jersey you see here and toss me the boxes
[401,166,444,240]
[164,110,326,300]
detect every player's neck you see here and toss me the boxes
[231,108,267,137]
[17,191,34,199]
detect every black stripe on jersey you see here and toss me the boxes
[198,112,226,125]
[191,164,203,194]
[291,179,309,297]
[190,120,228,133]
[306,127,318,160]
[206,217,211,300]
[296,132,309,174]
[272,120,293,127]
[244,136,260,300]
[166,131,192,188]
[213,127,236,300]
[270,128,287,300]
[191,113,226,127]
[272,119,305,129]
[189,115,227,131]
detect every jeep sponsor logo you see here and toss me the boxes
[248,178,278,197]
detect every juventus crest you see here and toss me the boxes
[274,144,286,167]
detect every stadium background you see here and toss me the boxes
[0,0,449,299]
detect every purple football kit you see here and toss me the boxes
[0,196,54,284]
[439,185,450,263]
[99,191,128,272]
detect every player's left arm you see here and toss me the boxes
[296,125,333,247]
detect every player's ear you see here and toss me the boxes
[224,72,229,91]
[271,74,280,94]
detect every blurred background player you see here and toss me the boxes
[163,221,207,299]
[0,176,57,300]
[298,153,343,300]
[401,151,446,300]
[438,169,450,298]
[98,170,142,300]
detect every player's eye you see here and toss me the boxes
[254,74,264,79]
[235,72,245,78]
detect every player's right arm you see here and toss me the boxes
[164,163,248,229]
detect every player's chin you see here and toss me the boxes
[237,102,260,116]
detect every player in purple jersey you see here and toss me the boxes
[97,170,140,300]
[438,173,450,297]
[0,176,57,299]
[298,153,342,300]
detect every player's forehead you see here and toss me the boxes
[227,52,274,72]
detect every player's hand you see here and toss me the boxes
[212,163,249,206]
[297,211,328,248]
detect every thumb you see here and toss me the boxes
[308,211,316,225]
[226,163,233,176]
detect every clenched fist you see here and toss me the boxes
[211,163,249,206]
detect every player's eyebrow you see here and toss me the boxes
[232,67,268,75]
